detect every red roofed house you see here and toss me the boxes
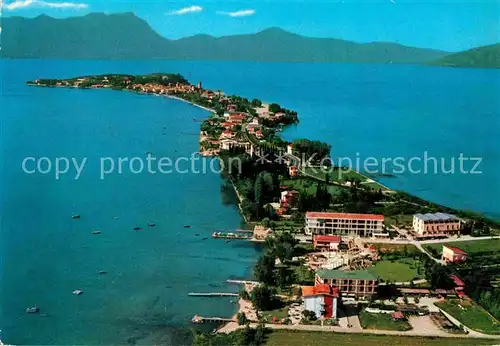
[442,245,468,264]
[221,122,235,129]
[228,113,247,124]
[449,274,465,288]
[219,130,236,139]
[302,284,339,320]
[305,212,385,237]
[392,311,406,320]
[227,104,237,112]
[255,130,264,139]
[280,190,299,206]
[313,235,342,251]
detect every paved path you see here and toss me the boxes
[419,235,500,244]
[249,322,500,339]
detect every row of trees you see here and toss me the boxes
[292,139,331,164]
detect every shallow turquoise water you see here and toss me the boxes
[1,59,499,344]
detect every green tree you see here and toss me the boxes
[254,254,276,285]
[236,312,249,326]
[251,98,263,107]
[269,103,281,113]
[251,285,276,311]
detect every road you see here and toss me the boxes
[248,322,500,339]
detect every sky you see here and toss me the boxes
[1,0,499,52]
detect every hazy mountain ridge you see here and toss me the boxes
[1,12,494,67]
[431,44,500,68]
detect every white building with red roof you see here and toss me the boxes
[219,130,236,139]
[305,212,385,237]
[442,245,468,264]
[302,283,339,320]
[313,235,342,251]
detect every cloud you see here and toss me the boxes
[3,0,88,10]
[168,5,203,16]
[217,9,255,17]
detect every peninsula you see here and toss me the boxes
[28,74,500,345]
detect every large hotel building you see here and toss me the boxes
[315,269,378,297]
[412,212,462,238]
[305,212,385,237]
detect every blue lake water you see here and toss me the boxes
[1,59,499,344]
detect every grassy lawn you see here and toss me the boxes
[359,311,412,331]
[264,330,497,346]
[302,166,388,191]
[282,178,317,196]
[292,265,315,285]
[281,178,345,197]
[436,299,500,335]
[425,239,500,255]
[302,166,366,183]
[261,306,289,322]
[370,259,423,282]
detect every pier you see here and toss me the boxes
[212,231,251,240]
[188,292,238,297]
[191,315,234,324]
[226,279,259,285]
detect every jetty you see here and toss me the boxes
[226,279,259,285]
[191,315,234,324]
[188,292,238,297]
[212,231,251,240]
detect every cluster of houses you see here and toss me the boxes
[201,104,270,156]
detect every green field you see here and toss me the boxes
[281,178,344,196]
[359,311,412,331]
[301,166,388,191]
[370,259,423,282]
[425,239,500,255]
[264,330,497,346]
[262,306,290,322]
[436,299,500,335]
[292,265,315,285]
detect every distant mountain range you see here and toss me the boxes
[1,12,498,68]
[431,44,500,69]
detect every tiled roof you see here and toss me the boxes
[414,212,459,221]
[443,245,467,255]
[306,212,384,221]
[302,284,338,297]
[314,235,341,243]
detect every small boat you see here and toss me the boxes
[92,230,101,235]
[133,226,142,231]
[202,237,208,240]
[113,216,120,220]
[72,215,81,220]
[184,225,191,228]
[148,223,156,227]
[26,306,40,314]
[72,289,83,296]
[98,270,107,274]
[194,233,200,236]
